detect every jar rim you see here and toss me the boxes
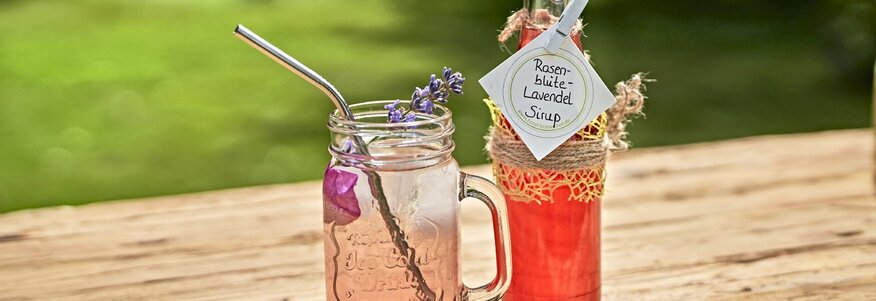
[326,100,455,169]
[328,100,452,129]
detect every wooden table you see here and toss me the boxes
[1,129,874,301]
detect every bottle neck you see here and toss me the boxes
[518,0,583,51]
[526,0,567,24]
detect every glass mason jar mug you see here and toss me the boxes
[322,101,512,301]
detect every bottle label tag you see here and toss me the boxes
[479,21,616,161]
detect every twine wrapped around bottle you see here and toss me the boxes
[485,74,648,204]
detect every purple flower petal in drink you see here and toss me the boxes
[323,166,361,225]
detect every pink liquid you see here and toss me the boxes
[504,194,601,301]
[323,162,464,300]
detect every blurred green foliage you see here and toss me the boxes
[0,0,873,212]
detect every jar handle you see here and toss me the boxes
[460,173,512,301]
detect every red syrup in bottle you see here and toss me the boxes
[503,24,601,301]
[517,24,583,51]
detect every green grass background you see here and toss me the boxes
[0,0,873,212]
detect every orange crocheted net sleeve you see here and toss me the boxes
[484,98,607,204]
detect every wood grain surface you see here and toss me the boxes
[0,129,873,301]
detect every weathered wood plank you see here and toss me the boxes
[0,129,873,300]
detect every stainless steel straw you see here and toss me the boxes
[232,25,436,298]
[233,24,355,120]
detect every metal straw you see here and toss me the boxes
[232,25,436,298]
[233,25,355,120]
[233,24,370,154]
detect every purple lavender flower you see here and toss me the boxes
[385,100,403,123]
[403,112,416,122]
[428,75,442,95]
[323,166,361,225]
[385,67,465,123]
[411,89,422,105]
[417,99,434,114]
[384,99,400,110]
[448,72,465,95]
[427,74,451,103]
[388,110,402,123]
[411,87,427,108]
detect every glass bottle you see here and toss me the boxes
[496,1,603,300]
[323,101,512,301]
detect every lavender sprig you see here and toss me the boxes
[384,100,417,123]
[386,67,465,123]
